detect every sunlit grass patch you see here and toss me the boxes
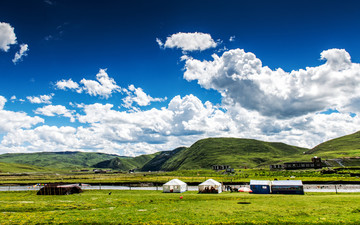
[0,190,360,224]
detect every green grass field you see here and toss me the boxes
[1,190,360,224]
[1,168,359,185]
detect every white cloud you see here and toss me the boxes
[0,96,6,110]
[229,36,235,42]
[0,95,44,134]
[2,44,360,156]
[0,22,17,52]
[1,91,360,156]
[56,70,165,106]
[34,105,75,122]
[12,44,29,64]
[27,93,54,104]
[55,78,81,92]
[158,32,217,51]
[183,48,360,118]
[122,85,167,109]
[80,69,121,98]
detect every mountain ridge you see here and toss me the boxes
[1,132,360,171]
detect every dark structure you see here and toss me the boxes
[271,180,304,195]
[250,180,271,194]
[270,157,323,170]
[212,165,230,170]
[37,184,83,195]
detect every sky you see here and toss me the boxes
[1,0,360,156]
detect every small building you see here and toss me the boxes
[270,157,323,170]
[250,180,271,194]
[37,184,83,195]
[212,165,230,170]
[269,164,283,170]
[163,179,187,193]
[271,180,304,195]
[198,179,222,194]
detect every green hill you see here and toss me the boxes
[155,138,308,171]
[140,147,186,171]
[307,131,360,157]
[2,131,360,172]
[0,151,119,170]
[0,162,53,173]
[305,131,360,166]
[93,153,159,171]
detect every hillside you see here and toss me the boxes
[140,147,186,171]
[0,162,53,173]
[1,132,360,172]
[305,131,360,166]
[93,153,160,171]
[153,138,308,171]
[307,131,360,157]
[0,151,119,170]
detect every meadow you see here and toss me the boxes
[1,168,359,185]
[1,190,360,224]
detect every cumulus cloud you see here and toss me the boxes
[0,22,17,52]
[183,48,360,118]
[12,44,29,64]
[34,105,75,122]
[55,78,81,92]
[157,32,217,51]
[27,93,54,104]
[80,69,121,98]
[122,85,167,109]
[0,96,44,135]
[56,69,120,98]
[2,42,360,156]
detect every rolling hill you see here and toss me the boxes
[1,131,360,172]
[93,153,160,171]
[154,138,308,171]
[0,151,119,170]
[307,131,360,157]
[305,131,360,167]
[0,162,53,173]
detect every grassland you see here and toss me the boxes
[1,190,360,224]
[1,169,359,185]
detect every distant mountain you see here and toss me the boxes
[154,138,308,171]
[1,132,360,172]
[93,153,159,171]
[0,151,119,170]
[140,147,187,171]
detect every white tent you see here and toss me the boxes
[198,179,222,194]
[163,179,187,193]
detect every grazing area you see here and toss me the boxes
[0,190,360,224]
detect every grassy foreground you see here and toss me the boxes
[1,190,360,224]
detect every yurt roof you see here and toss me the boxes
[164,179,187,186]
[199,179,221,186]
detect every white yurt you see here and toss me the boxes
[198,179,222,194]
[163,179,188,193]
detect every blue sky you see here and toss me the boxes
[1,0,360,156]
